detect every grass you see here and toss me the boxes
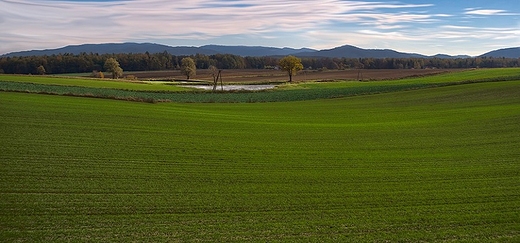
[0,74,190,91]
[0,80,439,103]
[1,77,519,241]
[1,68,520,103]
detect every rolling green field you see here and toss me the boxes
[0,74,190,92]
[1,70,520,241]
[2,68,520,103]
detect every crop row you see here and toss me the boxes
[1,68,520,103]
[2,78,518,104]
[0,80,443,103]
[1,80,519,241]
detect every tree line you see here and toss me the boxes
[1,51,519,75]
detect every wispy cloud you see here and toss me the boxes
[0,0,519,55]
[464,8,514,16]
[0,0,436,51]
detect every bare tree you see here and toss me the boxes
[209,65,222,91]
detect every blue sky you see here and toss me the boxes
[1,0,519,56]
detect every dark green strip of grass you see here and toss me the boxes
[0,79,505,103]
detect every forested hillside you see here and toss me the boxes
[1,52,519,75]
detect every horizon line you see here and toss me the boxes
[2,41,518,57]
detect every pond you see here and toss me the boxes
[180,84,276,91]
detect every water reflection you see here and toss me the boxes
[180,85,276,91]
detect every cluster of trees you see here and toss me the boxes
[327,57,520,70]
[177,56,302,83]
[1,51,519,75]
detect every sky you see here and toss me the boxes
[1,0,519,56]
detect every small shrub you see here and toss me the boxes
[125,75,137,80]
[91,71,104,79]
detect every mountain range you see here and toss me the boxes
[2,42,519,59]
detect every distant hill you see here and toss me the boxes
[432,54,471,59]
[201,45,316,57]
[2,43,217,57]
[480,47,520,58]
[2,43,315,57]
[294,45,427,58]
[4,42,518,59]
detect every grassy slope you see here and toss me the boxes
[1,80,520,241]
[0,74,189,91]
[1,68,519,103]
[289,68,520,88]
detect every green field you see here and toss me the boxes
[1,70,519,241]
[2,69,520,103]
[0,74,190,91]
